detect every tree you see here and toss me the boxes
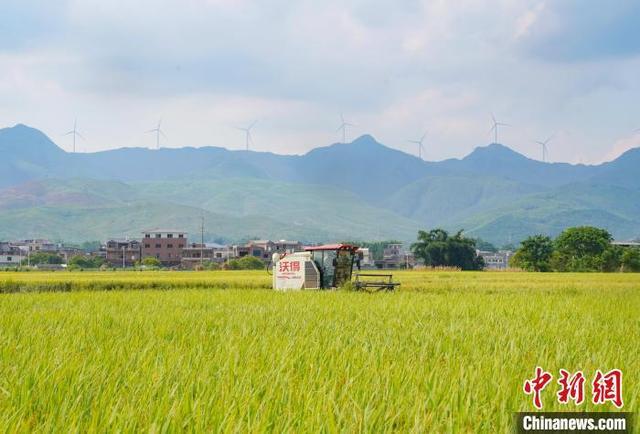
[22,252,63,266]
[226,256,265,270]
[68,255,106,270]
[411,229,483,270]
[511,235,554,271]
[141,256,161,268]
[621,248,640,272]
[474,238,497,253]
[552,226,615,272]
[600,245,623,272]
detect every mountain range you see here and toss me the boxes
[1,123,639,246]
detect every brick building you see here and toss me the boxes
[141,230,187,266]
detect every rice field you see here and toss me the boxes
[0,270,638,432]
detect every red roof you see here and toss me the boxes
[304,243,359,252]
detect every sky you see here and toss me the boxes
[1,0,640,163]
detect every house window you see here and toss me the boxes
[7,257,11,261]
[215,253,222,258]
[145,244,150,248]
[178,234,184,238]
[167,234,173,238]
[178,244,184,248]
[145,234,151,238]
[167,244,173,248]
[155,244,161,248]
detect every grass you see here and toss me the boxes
[0,270,638,432]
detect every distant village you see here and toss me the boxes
[0,229,520,271]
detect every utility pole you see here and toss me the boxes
[201,216,205,267]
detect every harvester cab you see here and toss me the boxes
[272,244,359,290]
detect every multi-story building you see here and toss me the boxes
[181,243,230,268]
[477,250,514,270]
[141,230,187,266]
[0,242,23,267]
[106,239,143,267]
[12,239,57,254]
[273,240,303,254]
[235,240,303,261]
[356,247,374,268]
[375,243,415,269]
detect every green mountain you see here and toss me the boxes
[0,178,420,243]
[0,124,639,244]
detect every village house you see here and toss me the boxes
[181,242,230,268]
[12,239,57,254]
[105,239,143,267]
[356,247,374,268]
[477,250,514,270]
[0,242,23,267]
[375,243,415,269]
[141,230,188,266]
[231,240,303,261]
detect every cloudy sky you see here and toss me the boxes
[1,0,640,163]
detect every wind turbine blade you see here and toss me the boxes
[63,131,74,136]
[248,120,258,130]
[76,132,86,141]
[145,129,156,134]
[160,130,168,139]
[488,125,496,134]
[336,124,345,132]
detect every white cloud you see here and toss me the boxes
[0,0,639,163]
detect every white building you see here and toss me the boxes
[477,250,514,270]
[0,242,23,267]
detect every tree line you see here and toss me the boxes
[410,226,640,272]
[511,226,640,272]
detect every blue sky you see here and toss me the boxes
[1,0,639,163]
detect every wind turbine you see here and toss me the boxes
[489,114,510,144]
[336,114,355,143]
[237,120,257,151]
[146,119,166,149]
[535,135,553,162]
[408,132,427,160]
[64,119,85,153]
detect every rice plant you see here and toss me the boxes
[0,271,638,432]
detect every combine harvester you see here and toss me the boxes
[271,244,399,292]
